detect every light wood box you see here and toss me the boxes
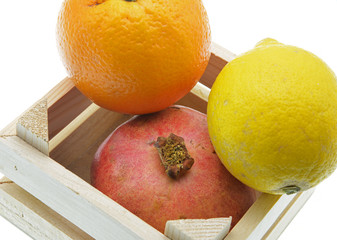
[0,44,314,240]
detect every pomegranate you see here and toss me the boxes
[91,105,256,233]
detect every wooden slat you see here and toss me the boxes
[16,98,49,155]
[0,77,75,137]
[0,177,93,240]
[48,85,91,139]
[45,77,75,107]
[198,42,235,88]
[165,217,232,240]
[50,107,132,182]
[0,43,232,240]
[49,103,100,153]
[224,189,314,240]
[190,42,235,103]
[0,43,313,240]
[0,136,169,240]
[0,120,17,137]
[191,82,211,102]
[262,189,314,240]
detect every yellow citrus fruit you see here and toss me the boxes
[56,0,211,114]
[207,38,337,195]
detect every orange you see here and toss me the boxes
[56,0,211,114]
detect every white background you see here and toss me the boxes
[0,0,336,239]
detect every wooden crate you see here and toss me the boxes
[0,43,314,240]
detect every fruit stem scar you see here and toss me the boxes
[154,133,194,179]
[124,0,137,2]
[281,185,301,195]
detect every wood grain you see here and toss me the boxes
[0,77,75,137]
[165,217,232,240]
[225,189,314,240]
[16,98,49,155]
[0,43,313,240]
[199,42,235,88]
[0,136,169,240]
[0,177,93,240]
[48,85,91,140]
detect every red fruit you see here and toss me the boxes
[91,105,256,233]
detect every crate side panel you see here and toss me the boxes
[176,92,208,114]
[224,192,310,240]
[0,177,93,240]
[48,87,91,139]
[199,42,235,89]
[199,54,226,89]
[0,136,168,240]
[50,108,133,183]
[55,91,209,183]
[0,78,75,137]
[262,189,314,240]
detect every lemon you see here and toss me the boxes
[207,38,337,195]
